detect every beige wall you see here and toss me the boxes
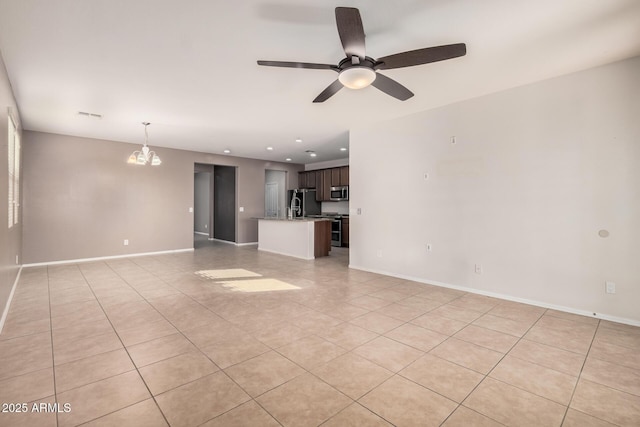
[0,52,22,317]
[350,56,640,324]
[22,131,302,264]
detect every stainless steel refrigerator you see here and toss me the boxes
[287,189,321,218]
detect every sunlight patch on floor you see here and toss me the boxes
[195,269,262,280]
[217,278,300,293]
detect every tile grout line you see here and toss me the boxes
[124,254,362,426]
[30,248,639,426]
[73,263,173,427]
[99,258,270,426]
[143,255,294,427]
[434,307,550,426]
[559,318,604,427]
[46,265,60,427]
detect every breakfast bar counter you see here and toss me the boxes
[257,218,331,260]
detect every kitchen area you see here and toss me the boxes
[258,165,349,260]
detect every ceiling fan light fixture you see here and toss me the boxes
[338,66,376,89]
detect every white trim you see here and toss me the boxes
[23,248,195,268]
[349,264,640,327]
[194,231,209,236]
[212,238,237,245]
[209,238,257,247]
[0,266,23,336]
[258,247,314,260]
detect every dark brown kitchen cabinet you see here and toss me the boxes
[306,171,316,188]
[301,166,349,201]
[315,170,324,201]
[298,172,307,189]
[331,168,341,186]
[340,166,349,186]
[322,169,332,200]
[298,171,316,189]
[314,220,331,257]
[341,217,349,247]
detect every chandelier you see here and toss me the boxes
[127,122,161,166]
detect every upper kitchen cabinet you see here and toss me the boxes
[322,170,332,200]
[299,166,349,201]
[315,170,324,201]
[306,171,316,188]
[340,166,349,186]
[331,168,341,186]
[297,171,316,189]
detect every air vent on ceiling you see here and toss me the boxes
[78,111,102,119]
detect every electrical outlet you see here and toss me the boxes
[377,249,383,258]
[205,224,208,229]
[605,281,616,294]
[188,207,193,213]
[239,207,245,212]
[357,208,362,215]
[124,239,129,246]
[423,173,429,181]
[15,255,19,265]
[426,243,432,252]
[475,264,482,274]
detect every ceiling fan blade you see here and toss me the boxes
[313,80,344,103]
[257,60,338,71]
[335,7,366,59]
[376,43,466,70]
[371,73,414,101]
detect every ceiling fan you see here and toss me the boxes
[257,7,466,103]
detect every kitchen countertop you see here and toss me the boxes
[255,217,331,222]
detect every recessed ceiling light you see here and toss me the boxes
[223,149,231,154]
[285,158,292,162]
[340,147,347,151]
[267,146,274,151]
[295,138,302,143]
[310,152,317,157]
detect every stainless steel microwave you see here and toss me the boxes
[330,186,348,201]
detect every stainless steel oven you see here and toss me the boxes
[329,186,348,201]
[330,218,342,247]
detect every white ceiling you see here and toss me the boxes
[1,0,639,164]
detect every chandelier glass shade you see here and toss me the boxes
[128,122,161,166]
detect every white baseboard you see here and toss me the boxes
[210,239,258,247]
[194,231,209,236]
[258,247,314,261]
[212,238,237,245]
[349,263,640,327]
[0,266,23,336]
[23,248,195,268]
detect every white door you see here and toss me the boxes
[265,182,279,217]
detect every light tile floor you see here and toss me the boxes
[0,238,639,426]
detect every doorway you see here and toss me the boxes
[194,163,237,244]
[265,170,287,218]
[213,165,236,242]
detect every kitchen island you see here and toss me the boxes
[257,218,331,260]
